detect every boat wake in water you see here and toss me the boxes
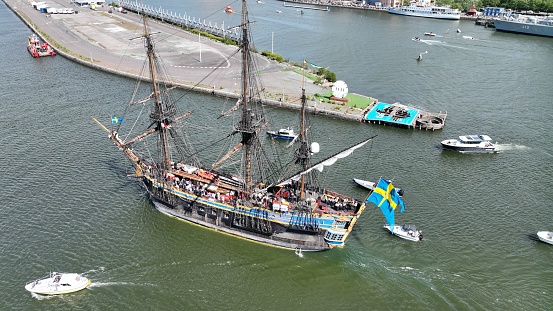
[31,293,57,300]
[494,144,531,151]
[88,281,157,288]
[419,39,446,45]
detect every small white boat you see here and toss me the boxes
[537,231,553,245]
[353,178,404,197]
[276,10,282,13]
[462,35,474,39]
[384,224,423,242]
[441,135,497,153]
[424,32,436,36]
[457,28,462,33]
[25,272,91,295]
[267,127,298,140]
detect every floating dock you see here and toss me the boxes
[283,2,329,11]
[363,102,447,130]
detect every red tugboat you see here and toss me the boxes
[27,34,56,58]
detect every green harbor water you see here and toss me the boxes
[1,1,552,310]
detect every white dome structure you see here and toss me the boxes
[332,80,348,99]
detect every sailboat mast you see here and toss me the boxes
[143,15,171,170]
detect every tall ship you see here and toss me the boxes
[494,15,553,37]
[388,3,461,20]
[92,0,375,251]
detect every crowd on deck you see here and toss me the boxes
[157,165,363,215]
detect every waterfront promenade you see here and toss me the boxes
[5,0,373,121]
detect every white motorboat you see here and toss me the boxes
[267,127,298,140]
[384,224,423,242]
[441,135,497,153]
[537,231,553,245]
[424,32,436,36]
[353,178,404,197]
[25,272,91,295]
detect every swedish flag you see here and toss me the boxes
[111,116,123,124]
[367,178,405,229]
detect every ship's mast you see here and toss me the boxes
[143,15,171,170]
[296,62,310,200]
[239,0,253,192]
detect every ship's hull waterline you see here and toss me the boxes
[142,176,366,251]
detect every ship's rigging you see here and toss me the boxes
[91,0,376,251]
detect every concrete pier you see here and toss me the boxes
[4,0,371,122]
[4,0,445,129]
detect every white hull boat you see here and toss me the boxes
[384,224,423,241]
[441,135,497,153]
[537,231,553,245]
[267,127,298,140]
[25,272,91,295]
[353,178,376,190]
[353,178,404,197]
[388,5,461,20]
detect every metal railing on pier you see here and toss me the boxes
[119,0,239,42]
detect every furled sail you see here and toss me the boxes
[277,135,376,186]
[366,178,405,232]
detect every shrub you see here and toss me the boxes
[261,50,284,63]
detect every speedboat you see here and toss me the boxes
[537,231,553,245]
[424,32,436,36]
[267,127,298,140]
[384,224,423,241]
[25,272,91,295]
[353,178,404,197]
[225,6,235,13]
[462,35,474,39]
[441,135,497,153]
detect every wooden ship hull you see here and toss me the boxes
[139,166,366,251]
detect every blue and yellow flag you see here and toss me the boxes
[111,116,123,124]
[366,178,405,229]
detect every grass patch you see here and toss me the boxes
[314,92,374,109]
[284,68,319,81]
